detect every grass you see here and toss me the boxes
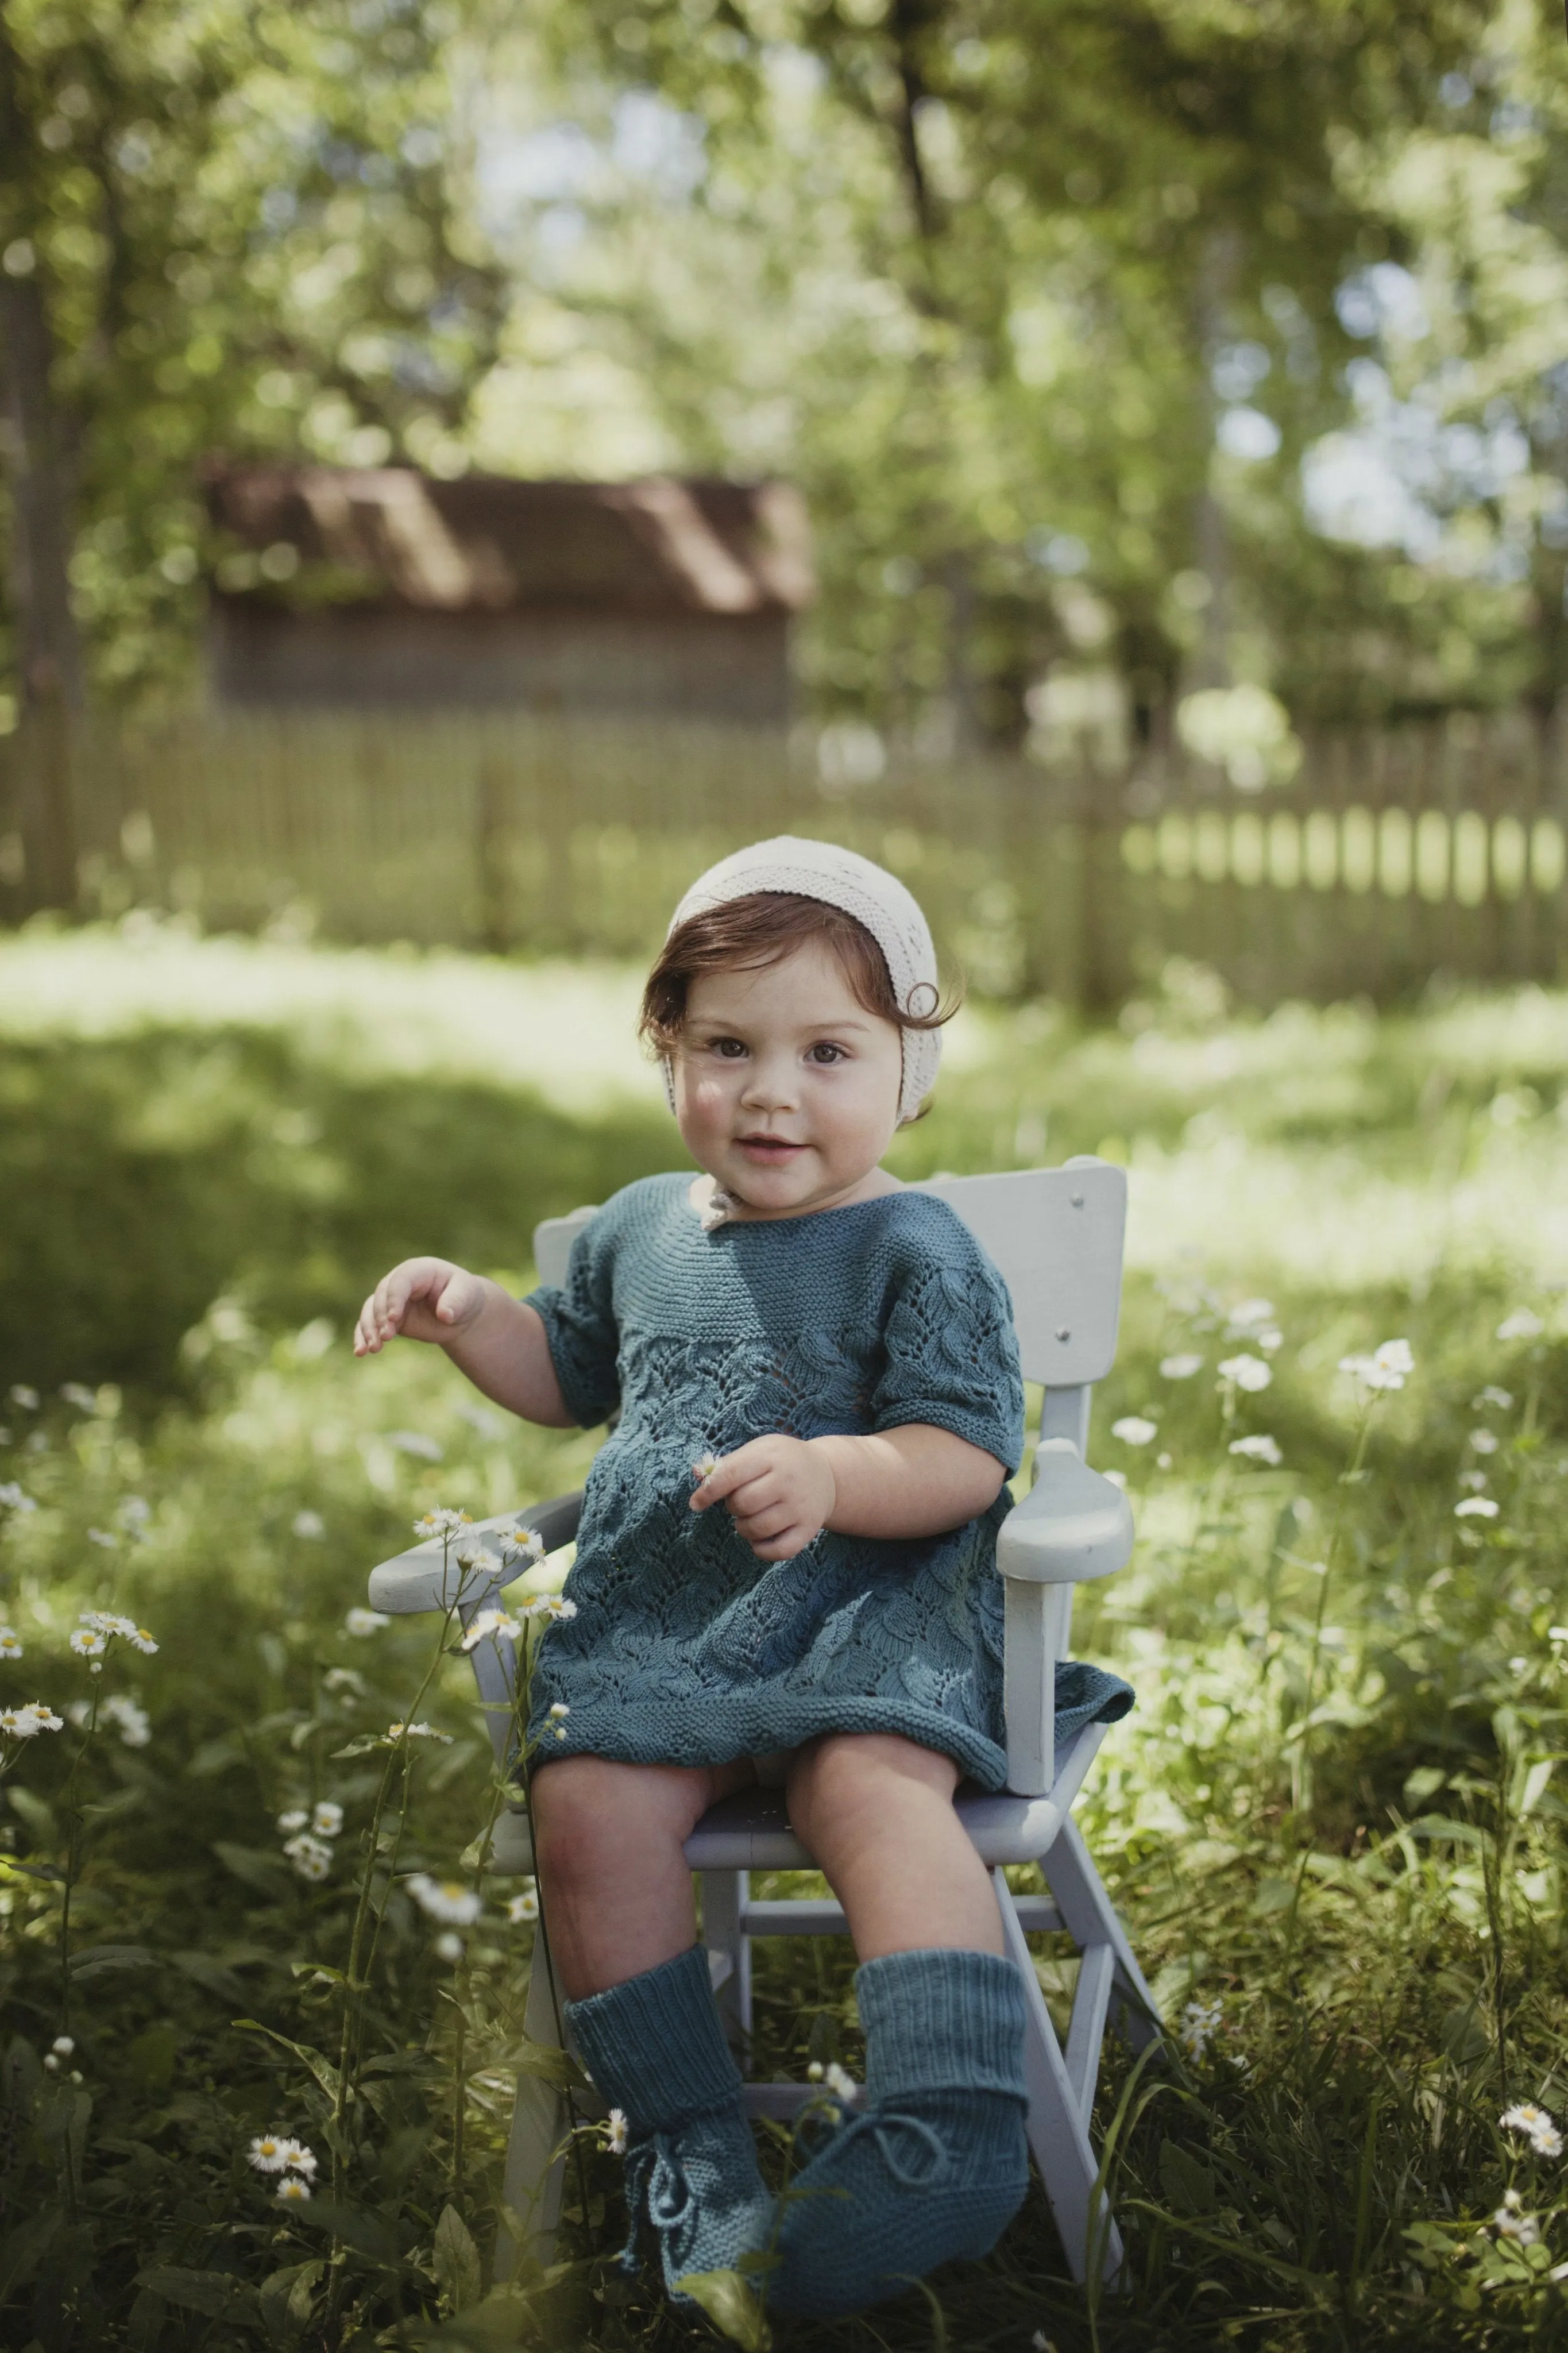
[3,920,1568,2348]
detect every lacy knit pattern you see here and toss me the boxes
[525,1175,1133,1790]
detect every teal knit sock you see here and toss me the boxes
[768,1948,1030,2319]
[565,1947,773,2303]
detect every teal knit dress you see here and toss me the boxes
[525,1175,1131,1790]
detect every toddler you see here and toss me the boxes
[354,838,1130,2317]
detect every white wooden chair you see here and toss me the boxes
[367,1158,1160,2290]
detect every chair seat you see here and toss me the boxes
[486,1719,1107,1878]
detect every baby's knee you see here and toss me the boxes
[791,1731,957,1827]
[530,1756,700,1888]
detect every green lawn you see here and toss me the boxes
[2,922,1566,2349]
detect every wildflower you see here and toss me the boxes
[118,1497,150,1534]
[1230,1434,1283,1467]
[0,1627,22,1660]
[412,1508,473,1538]
[502,1525,545,1561]
[1493,2192,1542,2245]
[1460,1469,1489,1491]
[52,2036,74,2057]
[277,1809,309,1834]
[1499,1310,1544,1342]
[807,2061,824,2080]
[1501,2102,1563,2155]
[1158,1354,1204,1380]
[1257,1329,1283,1353]
[0,1703,63,1738]
[345,1607,390,1637]
[547,1700,571,1742]
[405,1873,482,1925]
[549,1701,570,1719]
[292,1510,326,1540]
[1338,1340,1413,1393]
[1218,1355,1271,1393]
[0,1483,37,1514]
[824,2062,857,2103]
[86,1529,117,1550]
[607,2107,629,2156]
[507,1887,540,1924]
[248,2133,293,2173]
[68,1628,106,1658]
[388,1721,452,1742]
[1470,1429,1500,1456]
[61,1384,98,1413]
[125,1627,157,1655]
[1474,1387,1514,1411]
[1455,1498,1500,1519]
[8,1387,38,1411]
[535,1595,577,1623]
[42,2054,59,2073]
[324,1667,365,1696]
[103,1695,150,1749]
[1177,1998,1224,2062]
[1111,1416,1158,1446]
[311,1801,343,1838]
[282,1834,334,1883]
[435,1931,464,1961]
[461,1608,521,1652]
[277,2139,318,2178]
[276,2175,311,2202]
[389,1430,443,1461]
[1226,1299,1276,1334]
[1157,1451,1173,1469]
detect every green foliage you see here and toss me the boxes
[3,933,1568,2347]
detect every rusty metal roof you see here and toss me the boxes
[204,464,814,616]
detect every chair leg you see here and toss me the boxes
[699,1869,752,2054]
[495,1927,571,2280]
[1039,1817,1162,2051]
[995,1872,1125,2288]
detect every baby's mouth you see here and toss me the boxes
[735,1133,807,1160]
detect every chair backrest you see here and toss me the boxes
[533,1158,1126,1394]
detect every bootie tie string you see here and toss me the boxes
[620,2132,696,2272]
[801,2107,949,2191]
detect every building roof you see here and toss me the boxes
[205,465,814,618]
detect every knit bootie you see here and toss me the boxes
[767,1947,1030,2318]
[565,1946,774,2302]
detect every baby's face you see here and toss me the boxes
[673,939,903,1219]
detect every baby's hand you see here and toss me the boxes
[690,1436,837,1563]
[354,1257,489,1357]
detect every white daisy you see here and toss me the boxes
[692,1453,719,1482]
[311,1802,343,1839]
[248,2132,292,2173]
[1177,1997,1225,2062]
[1158,1354,1204,1380]
[103,1694,150,1748]
[86,1529,117,1551]
[277,1810,309,1834]
[68,1629,106,1658]
[502,1526,546,1561]
[282,1834,334,1883]
[461,1608,520,1653]
[404,1873,482,1925]
[536,1595,577,1623]
[51,2035,74,2057]
[345,1608,390,1637]
[412,1509,473,1539]
[1455,1498,1500,1519]
[7,1388,38,1411]
[1111,1417,1157,1446]
[276,2175,311,2202]
[607,2108,628,2156]
[61,1384,97,1412]
[277,2139,317,2178]
[0,1627,22,1659]
[507,1887,539,1924]
[1218,1355,1271,1393]
[1229,1435,1283,1467]
[1470,1429,1500,1455]
[823,2062,857,2102]
[388,1721,452,1743]
[1501,2101,1561,2155]
[292,1510,326,1540]
[435,1932,464,1962]
[1498,1310,1544,1342]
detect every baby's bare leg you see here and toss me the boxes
[530,1753,752,1999]
[786,1732,1005,1959]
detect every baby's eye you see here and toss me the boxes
[806,1042,848,1064]
[708,1036,748,1060]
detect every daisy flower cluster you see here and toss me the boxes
[412,1508,473,1541]
[69,1610,158,1665]
[278,1799,345,1882]
[1176,1997,1226,2063]
[42,2034,78,2077]
[405,1873,482,1924]
[1338,1338,1414,1394]
[458,1593,578,1654]
[806,2060,859,2105]
[0,1702,64,1742]
[68,1694,151,1747]
[247,2131,319,2200]
[344,1607,391,1637]
[1501,2101,1563,2158]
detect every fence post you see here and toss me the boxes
[476,751,510,953]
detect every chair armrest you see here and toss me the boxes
[368,1490,585,1614]
[997,1440,1133,1587]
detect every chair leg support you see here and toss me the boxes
[496,1933,571,2281]
[1063,1943,1115,2131]
[994,1870,1125,2288]
[1040,1817,1163,2051]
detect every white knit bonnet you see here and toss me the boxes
[663,836,941,1125]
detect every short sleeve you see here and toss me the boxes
[870,1217,1025,1476]
[525,1210,621,1428]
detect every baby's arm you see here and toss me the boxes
[692,1428,1006,1563]
[353,1257,574,1428]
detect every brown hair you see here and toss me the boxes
[639,891,957,1059]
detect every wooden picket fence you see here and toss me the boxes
[1,705,1564,1008]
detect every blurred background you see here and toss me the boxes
[1,0,1565,1010]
